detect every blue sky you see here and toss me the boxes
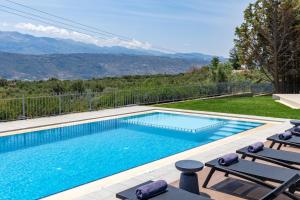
[0,0,254,56]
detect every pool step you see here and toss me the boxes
[121,119,226,133]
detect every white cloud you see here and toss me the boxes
[0,22,9,27]
[14,22,152,50]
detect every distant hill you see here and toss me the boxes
[0,31,163,55]
[166,53,225,62]
[0,52,209,80]
[0,31,226,59]
[0,31,226,80]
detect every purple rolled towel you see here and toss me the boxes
[136,180,168,200]
[218,153,239,166]
[248,142,264,153]
[278,131,292,140]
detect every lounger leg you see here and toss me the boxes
[269,142,276,148]
[241,154,246,159]
[203,168,215,188]
[289,185,296,193]
[277,144,283,150]
[251,158,256,162]
[287,179,300,194]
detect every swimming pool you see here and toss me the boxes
[0,112,263,199]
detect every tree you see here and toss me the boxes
[0,79,8,87]
[211,57,220,69]
[215,63,233,82]
[48,77,59,81]
[235,0,300,93]
[51,82,65,95]
[210,57,220,82]
[229,47,241,70]
[71,81,85,93]
[92,82,104,92]
[209,59,233,83]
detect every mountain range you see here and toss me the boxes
[0,31,225,80]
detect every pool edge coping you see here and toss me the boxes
[0,106,287,137]
[0,107,157,136]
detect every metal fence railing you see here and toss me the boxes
[0,82,273,122]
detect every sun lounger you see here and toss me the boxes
[115,178,299,200]
[260,174,300,200]
[267,134,300,150]
[290,127,300,136]
[203,157,300,197]
[287,120,300,136]
[236,146,300,170]
[116,181,212,200]
[291,120,300,127]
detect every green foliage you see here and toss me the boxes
[209,59,234,83]
[0,81,273,121]
[0,79,8,87]
[51,82,65,95]
[70,81,86,93]
[91,83,104,92]
[0,66,269,99]
[210,57,220,69]
[235,0,300,93]
[229,48,241,70]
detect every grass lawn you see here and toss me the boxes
[156,96,300,119]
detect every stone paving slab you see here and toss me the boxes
[0,106,154,135]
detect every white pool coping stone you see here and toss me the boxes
[0,106,292,200]
[273,94,300,109]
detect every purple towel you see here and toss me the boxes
[136,180,168,200]
[218,153,239,166]
[248,142,264,153]
[278,131,292,140]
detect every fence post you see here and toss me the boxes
[114,90,117,108]
[22,95,26,120]
[59,95,62,115]
[88,92,92,111]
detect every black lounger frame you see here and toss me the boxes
[260,174,300,200]
[236,148,300,170]
[267,135,300,150]
[203,160,300,200]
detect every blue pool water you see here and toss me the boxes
[0,112,263,200]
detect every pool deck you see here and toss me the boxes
[273,94,300,109]
[0,106,294,200]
